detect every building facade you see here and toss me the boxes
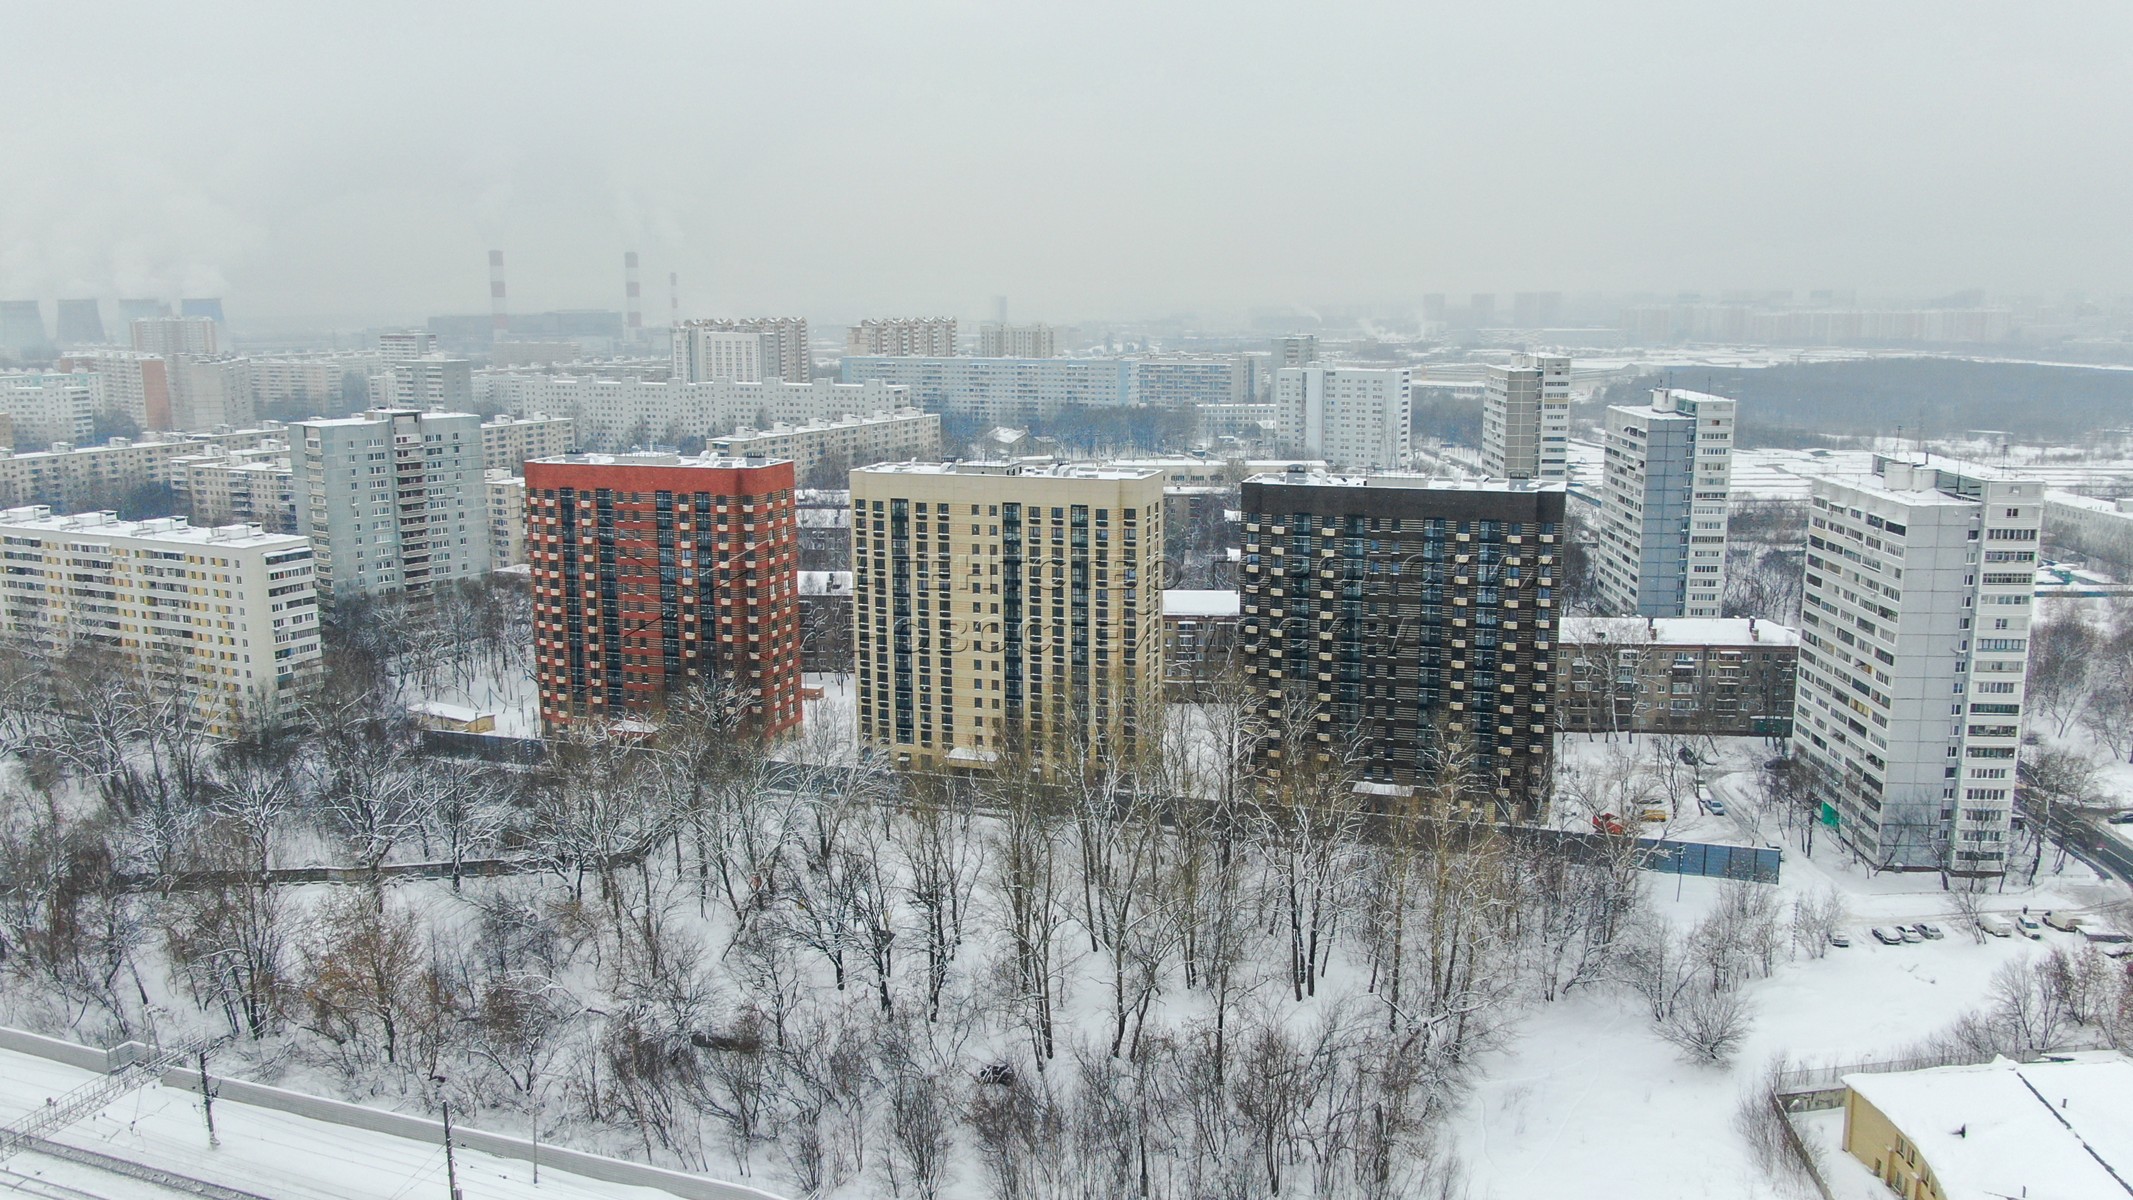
[1595,388,1736,618]
[1791,456,2043,873]
[848,318,958,357]
[977,322,1056,358]
[479,414,576,473]
[292,409,491,604]
[1273,366,1411,471]
[1132,355,1260,410]
[485,374,907,451]
[372,358,474,412]
[2043,490,2133,570]
[710,409,941,484]
[1480,353,1571,480]
[1556,616,1797,737]
[0,426,281,511]
[169,443,296,532]
[523,453,803,735]
[486,471,528,567]
[673,318,811,383]
[170,357,256,431]
[130,316,217,358]
[58,351,173,431]
[838,356,1132,424]
[850,462,1165,770]
[1238,472,1565,821]
[0,372,100,446]
[0,506,320,735]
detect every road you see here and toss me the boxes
[2019,800,2133,887]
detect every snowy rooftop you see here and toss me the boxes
[1559,616,1799,648]
[2047,489,2133,517]
[1841,1055,2133,1200]
[1243,470,1567,494]
[530,452,794,470]
[854,461,1160,481]
[0,506,305,550]
[1163,589,1241,618]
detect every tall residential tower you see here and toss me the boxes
[1594,388,1735,618]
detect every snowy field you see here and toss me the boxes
[1449,840,2119,1200]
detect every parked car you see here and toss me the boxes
[1828,930,1852,949]
[1591,812,1628,836]
[1913,922,1945,941]
[1704,797,1728,817]
[2045,911,2085,933]
[1898,926,1924,944]
[1638,807,1670,824]
[2017,915,2044,939]
[1870,927,1905,945]
[2107,810,2133,825]
[1979,916,2013,938]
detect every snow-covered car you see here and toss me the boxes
[1979,916,2013,938]
[1703,797,1727,817]
[2016,915,2044,939]
[2108,810,2133,825]
[1827,930,1852,948]
[2045,912,2084,933]
[1870,927,1905,945]
[1898,927,1924,944]
[1913,922,1944,940]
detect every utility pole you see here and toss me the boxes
[197,1046,218,1148]
[433,1076,462,1200]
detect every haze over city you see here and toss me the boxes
[7,6,2133,1200]
[6,2,2132,328]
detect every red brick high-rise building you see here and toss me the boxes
[524,453,803,736]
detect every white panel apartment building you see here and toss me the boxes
[131,316,218,358]
[1273,365,1410,471]
[0,427,284,510]
[0,372,101,446]
[1594,388,1735,618]
[486,470,527,567]
[248,352,383,415]
[487,374,909,451]
[709,409,942,483]
[1791,456,2043,874]
[1480,353,1571,480]
[479,414,576,472]
[0,506,321,734]
[673,318,811,383]
[170,443,296,532]
[838,356,1132,424]
[2043,490,2133,568]
[293,409,491,603]
[848,318,957,357]
[58,351,172,430]
[171,357,255,431]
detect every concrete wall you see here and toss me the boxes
[0,1027,785,1200]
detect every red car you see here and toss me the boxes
[1591,812,1629,836]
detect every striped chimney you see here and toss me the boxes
[488,249,508,339]
[625,251,642,335]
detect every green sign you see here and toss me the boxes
[1820,802,1839,828]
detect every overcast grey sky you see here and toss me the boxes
[4,1,2129,329]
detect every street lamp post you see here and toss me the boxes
[431,1075,462,1200]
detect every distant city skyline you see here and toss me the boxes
[4,3,2130,330]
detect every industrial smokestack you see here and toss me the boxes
[625,251,642,340]
[488,249,508,341]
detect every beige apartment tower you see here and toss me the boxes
[850,462,1165,771]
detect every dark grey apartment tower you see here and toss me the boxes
[1238,471,1567,822]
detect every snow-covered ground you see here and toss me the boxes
[0,1046,771,1200]
[1449,841,2119,1200]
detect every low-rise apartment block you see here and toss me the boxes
[2043,489,2133,570]
[1,371,101,446]
[169,442,296,533]
[1556,616,1797,737]
[0,427,284,512]
[486,471,527,567]
[847,318,957,357]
